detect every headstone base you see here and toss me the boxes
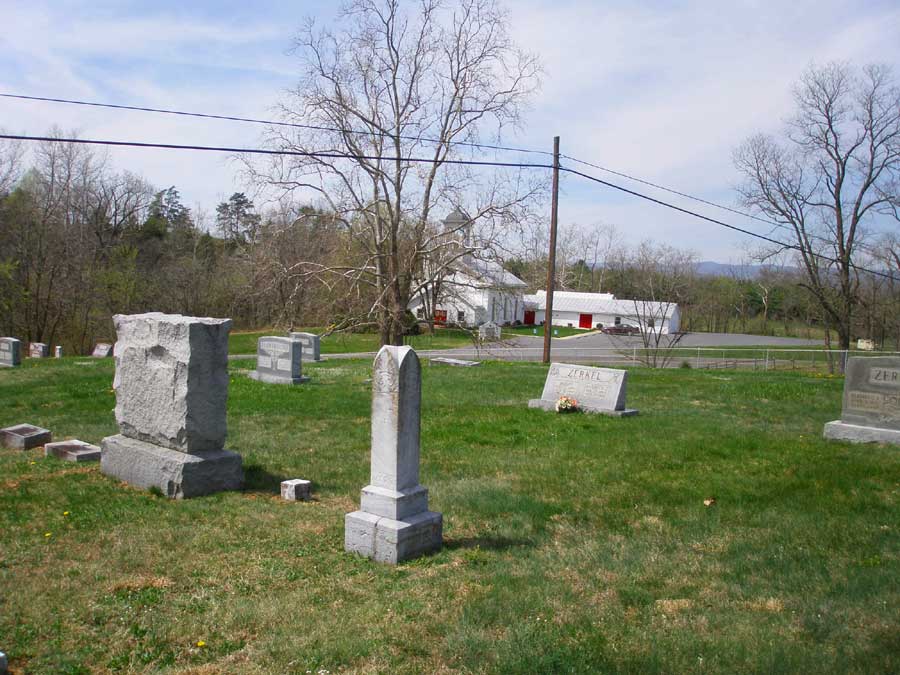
[360,484,429,520]
[281,478,312,501]
[45,440,101,462]
[0,424,52,450]
[345,509,442,564]
[248,371,310,385]
[823,420,900,446]
[101,434,243,498]
[527,399,639,416]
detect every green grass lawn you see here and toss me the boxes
[1,357,898,673]
[229,328,476,355]
[502,325,590,338]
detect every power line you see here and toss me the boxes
[560,165,900,283]
[1,130,894,282]
[0,133,553,170]
[0,92,554,158]
[560,152,889,261]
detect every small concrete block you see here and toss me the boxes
[373,510,443,564]
[345,510,380,558]
[0,650,7,674]
[360,484,429,520]
[281,478,312,501]
[527,399,638,416]
[101,434,243,498]
[44,440,101,462]
[0,424,52,450]
[823,420,900,446]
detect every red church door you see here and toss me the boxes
[578,313,592,329]
[524,310,535,325]
[434,309,447,325]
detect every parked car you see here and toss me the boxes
[602,324,641,336]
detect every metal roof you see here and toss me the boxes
[525,290,678,318]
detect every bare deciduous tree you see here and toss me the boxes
[734,62,900,353]
[252,0,542,345]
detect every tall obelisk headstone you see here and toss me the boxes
[345,346,442,563]
[101,313,243,498]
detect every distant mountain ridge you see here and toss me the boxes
[693,261,799,279]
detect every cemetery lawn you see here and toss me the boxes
[229,328,475,355]
[2,358,899,674]
[502,325,589,338]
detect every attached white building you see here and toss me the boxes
[524,290,681,334]
[411,257,528,327]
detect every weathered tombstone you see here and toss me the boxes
[289,332,321,362]
[478,321,501,341]
[0,424,51,450]
[823,356,900,445]
[54,346,63,358]
[45,439,101,462]
[281,479,311,501]
[92,343,113,357]
[100,313,243,498]
[528,363,638,416]
[249,336,309,385]
[0,338,21,367]
[857,339,875,351]
[29,342,48,358]
[430,357,481,367]
[345,346,442,564]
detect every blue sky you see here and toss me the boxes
[2,0,899,260]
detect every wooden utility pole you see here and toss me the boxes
[542,136,560,364]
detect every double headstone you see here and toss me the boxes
[249,336,309,384]
[0,338,21,367]
[29,342,48,358]
[528,363,638,416]
[345,346,442,564]
[289,332,321,362]
[100,313,244,498]
[478,322,501,341]
[92,343,113,357]
[824,356,900,445]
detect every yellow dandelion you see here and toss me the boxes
[63,511,70,516]
[30,461,36,465]
[44,532,52,537]
[196,640,206,648]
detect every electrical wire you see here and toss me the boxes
[560,165,900,283]
[0,93,554,158]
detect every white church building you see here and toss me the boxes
[408,209,529,327]
[524,290,681,334]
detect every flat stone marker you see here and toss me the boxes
[249,336,309,385]
[281,479,312,501]
[29,342,48,358]
[824,356,900,446]
[289,331,321,361]
[346,346,442,564]
[1,424,51,450]
[45,439,101,462]
[430,357,481,367]
[478,322,501,341]
[92,343,113,357]
[0,338,21,367]
[101,313,243,498]
[528,362,638,416]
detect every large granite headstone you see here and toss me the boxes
[29,342,48,358]
[0,338,21,367]
[528,363,638,416]
[92,343,113,357]
[345,346,442,564]
[289,332,321,362]
[478,322,501,341]
[823,356,900,445]
[100,313,243,498]
[249,336,308,385]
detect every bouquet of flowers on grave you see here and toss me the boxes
[555,395,579,413]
